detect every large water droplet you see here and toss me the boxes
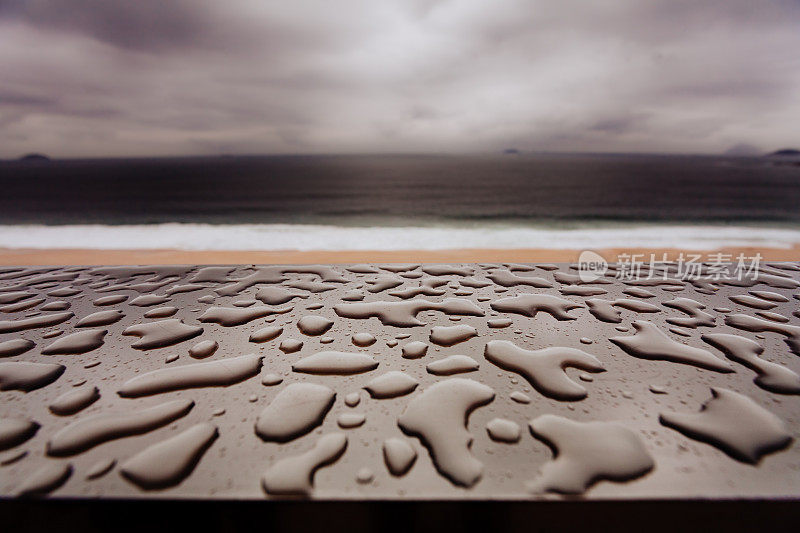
[118,354,262,397]
[47,399,194,456]
[364,371,418,398]
[660,387,793,463]
[397,378,494,487]
[255,383,335,442]
[261,433,348,496]
[120,423,218,490]
[292,351,378,375]
[527,414,654,494]
[485,340,604,401]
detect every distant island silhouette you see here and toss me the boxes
[766,148,800,167]
[503,148,520,155]
[723,143,760,156]
[768,148,800,157]
[18,153,51,162]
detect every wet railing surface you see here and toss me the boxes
[1,263,798,499]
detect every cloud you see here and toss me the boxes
[0,0,798,157]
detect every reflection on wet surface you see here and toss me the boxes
[0,262,798,499]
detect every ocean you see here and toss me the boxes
[1,153,799,250]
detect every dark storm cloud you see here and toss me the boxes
[0,0,798,157]
[0,90,55,107]
[589,115,649,135]
[0,0,215,51]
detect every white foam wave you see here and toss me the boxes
[0,223,798,251]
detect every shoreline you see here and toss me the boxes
[1,245,799,265]
[2,223,800,253]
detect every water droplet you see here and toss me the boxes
[352,333,376,347]
[660,387,793,463]
[610,321,732,372]
[255,383,335,442]
[143,306,178,319]
[756,311,790,323]
[49,386,100,416]
[0,312,73,334]
[292,351,378,375]
[664,298,715,328]
[261,433,347,496]
[0,361,65,391]
[490,294,580,321]
[0,418,39,450]
[366,274,404,293]
[17,462,72,496]
[338,413,366,428]
[118,354,262,397]
[261,373,283,386]
[85,458,115,480]
[486,418,521,443]
[0,339,35,358]
[0,291,34,305]
[725,313,800,356]
[397,378,494,487]
[586,298,660,323]
[0,449,28,466]
[342,290,365,301]
[702,333,800,394]
[41,329,107,355]
[297,315,334,336]
[93,295,127,306]
[120,423,218,489]
[47,399,194,456]
[560,286,608,296]
[123,319,203,350]
[382,438,417,476]
[279,339,303,353]
[401,341,428,359]
[422,265,473,277]
[188,340,219,359]
[510,391,530,404]
[527,415,654,494]
[623,287,656,298]
[1,297,45,313]
[356,467,374,483]
[40,301,70,311]
[334,298,484,327]
[729,295,778,310]
[487,270,552,288]
[344,392,360,407]
[247,327,282,344]
[426,355,479,376]
[749,290,789,303]
[430,325,478,346]
[75,310,124,328]
[199,306,292,327]
[485,340,604,401]
[130,295,171,307]
[364,371,418,398]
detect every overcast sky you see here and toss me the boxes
[1,0,798,157]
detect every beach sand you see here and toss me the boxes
[1,245,799,265]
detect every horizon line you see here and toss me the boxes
[2,147,791,162]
